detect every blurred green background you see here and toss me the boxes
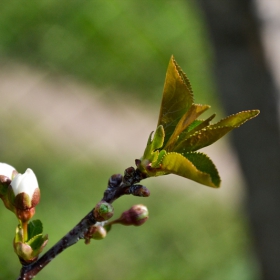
[0,1,259,279]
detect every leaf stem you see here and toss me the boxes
[22,221,28,242]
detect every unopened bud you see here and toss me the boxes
[0,163,18,211]
[13,225,48,265]
[7,168,40,221]
[84,225,107,244]
[93,201,114,222]
[125,184,150,197]
[9,169,40,209]
[114,204,149,226]
[0,163,17,181]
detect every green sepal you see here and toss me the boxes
[14,224,24,243]
[151,149,167,168]
[14,220,48,263]
[143,125,165,161]
[151,125,165,151]
[141,125,165,170]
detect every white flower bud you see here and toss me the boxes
[9,168,40,211]
[11,169,38,197]
[0,162,17,180]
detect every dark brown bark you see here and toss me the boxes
[197,0,280,279]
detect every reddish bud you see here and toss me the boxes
[114,204,149,226]
[16,207,36,223]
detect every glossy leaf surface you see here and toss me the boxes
[160,152,219,188]
[157,56,194,148]
[27,219,43,240]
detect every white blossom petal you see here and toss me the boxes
[0,162,16,179]
[11,168,39,197]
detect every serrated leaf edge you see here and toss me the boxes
[172,55,194,96]
[213,110,260,128]
[159,151,219,188]
[184,151,221,187]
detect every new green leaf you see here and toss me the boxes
[137,55,260,188]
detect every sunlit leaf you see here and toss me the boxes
[175,127,231,153]
[211,110,260,128]
[157,56,194,147]
[159,152,218,188]
[182,113,216,136]
[164,104,210,151]
[183,152,220,187]
[174,110,260,153]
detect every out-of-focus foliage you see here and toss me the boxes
[0,0,213,102]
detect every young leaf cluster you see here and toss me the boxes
[136,56,259,188]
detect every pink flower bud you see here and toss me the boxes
[114,204,149,226]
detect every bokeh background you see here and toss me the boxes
[0,1,279,279]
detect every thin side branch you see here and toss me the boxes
[17,166,148,279]
[17,210,96,279]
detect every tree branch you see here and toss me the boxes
[17,166,149,279]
